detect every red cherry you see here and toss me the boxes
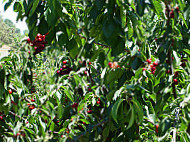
[170,9,174,18]
[155,38,158,41]
[62,65,66,69]
[38,38,42,42]
[173,79,178,85]
[66,130,70,134]
[31,99,35,102]
[60,68,63,71]
[181,62,186,67]
[155,124,159,133]
[29,105,35,110]
[88,88,91,91]
[174,71,178,77]
[84,71,88,75]
[146,59,152,64]
[172,57,174,60]
[45,120,47,123]
[151,67,156,71]
[28,51,31,54]
[88,62,92,65]
[63,60,67,64]
[153,61,158,66]
[87,110,92,114]
[152,71,156,74]
[72,103,78,109]
[166,69,171,74]
[176,6,179,12]
[16,133,20,136]
[57,70,60,74]
[79,61,82,64]
[21,133,26,137]
[83,122,86,125]
[97,101,101,104]
[108,62,112,67]
[61,135,64,138]
[34,47,37,50]
[143,68,146,71]
[27,38,31,43]
[8,90,12,94]
[0,116,3,120]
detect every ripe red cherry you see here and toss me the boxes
[84,71,88,75]
[88,88,91,91]
[16,133,20,136]
[153,61,158,66]
[97,101,101,104]
[166,69,171,74]
[170,9,174,18]
[108,62,112,67]
[29,105,35,110]
[27,38,31,43]
[83,122,86,125]
[155,124,159,133]
[57,70,60,74]
[34,47,37,50]
[173,79,178,85]
[28,51,31,54]
[21,133,26,137]
[63,60,67,64]
[143,68,146,71]
[152,70,156,74]
[8,90,12,94]
[146,59,152,64]
[174,71,178,77]
[87,110,92,114]
[31,99,35,102]
[38,38,42,42]
[88,62,92,65]
[72,103,78,109]
[181,62,186,67]
[176,6,179,12]
[0,116,3,120]
[151,67,156,71]
[62,65,66,69]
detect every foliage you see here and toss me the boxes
[0,0,190,141]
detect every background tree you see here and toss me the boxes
[0,16,23,47]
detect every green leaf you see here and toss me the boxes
[38,17,49,35]
[106,68,125,84]
[184,49,190,55]
[127,21,133,38]
[132,99,143,124]
[127,104,135,129]
[29,0,40,17]
[61,86,74,102]
[111,99,123,123]
[103,126,109,139]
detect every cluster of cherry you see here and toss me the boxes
[27,33,48,55]
[57,60,73,75]
[143,58,159,74]
[108,62,120,69]
[169,6,180,18]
